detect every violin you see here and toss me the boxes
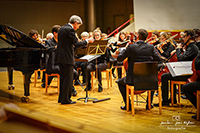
[145,37,153,43]
[149,38,159,45]
[157,35,192,84]
[155,34,178,48]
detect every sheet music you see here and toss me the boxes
[77,55,101,62]
[166,61,193,77]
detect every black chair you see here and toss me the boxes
[126,62,162,116]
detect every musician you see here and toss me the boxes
[150,31,160,46]
[55,15,93,104]
[28,29,41,80]
[112,32,129,79]
[156,32,176,59]
[74,31,89,85]
[178,31,185,44]
[101,33,108,40]
[41,25,61,88]
[182,51,200,119]
[42,25,78,96]
[85,29,109,92]
[28,29,38,41]
[116,29,161,111]
[46,33,53,40]
[154,30,199,106]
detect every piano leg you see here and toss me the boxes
[7,67,15,90]
[21,72,33,102]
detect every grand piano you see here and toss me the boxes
[0,25,46,102]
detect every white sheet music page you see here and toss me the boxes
[166,61,193,77]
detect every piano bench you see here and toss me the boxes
[45,73,60,94]
[34,69,46,87]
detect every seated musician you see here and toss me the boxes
[154,30,199,106]
[46,32,54,40]
[116,29,161,111]
[156,32,176,59]
[43,25,78,96]
[182,51,200,119]
[85,29,109,92]
[111,32,130,79]
[74,31,89,85]
[28,29,42,80]
[150,31,160,46]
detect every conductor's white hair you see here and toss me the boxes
[69,15,83,25]
[81,31,89,37]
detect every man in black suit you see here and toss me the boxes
[116,29,161,110]
[55,15,93,104]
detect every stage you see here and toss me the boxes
[0,70,199,133]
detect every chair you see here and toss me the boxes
[197,90,200,120]
[170,81,187,105]
[45,73,60,93]
[126,62,162,116]
[91,62,112,90]
[113,65,126,79]
[45,51,60,94]
[34,69,46,87]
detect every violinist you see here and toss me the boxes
[149,31,160,46]
[156,32,176,59]
[116,29,161,111]
[182,51,200,120]
[111,32,130,78]
[154,30,199,107]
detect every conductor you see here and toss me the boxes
[55,15,94,104]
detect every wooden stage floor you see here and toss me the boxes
[0,71,200,133]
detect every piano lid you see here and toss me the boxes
[0,25,45,49]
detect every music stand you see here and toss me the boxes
[76,40,111,103]
[166,61,193,77]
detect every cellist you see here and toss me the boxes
[154,30,199,107]
[182,51,200,120]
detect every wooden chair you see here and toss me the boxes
[113,65,126,79]
[170,81,187,105]
[45,51,60,93]
[197,90,200,121]
[45,73,60,94]
[91,62,112,90]
[34,69,46,87]
[126,62,162,116]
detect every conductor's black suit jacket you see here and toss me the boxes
[55,23,87,66]
[117,40,161,85]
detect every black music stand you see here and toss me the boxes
[76,40,110,103]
